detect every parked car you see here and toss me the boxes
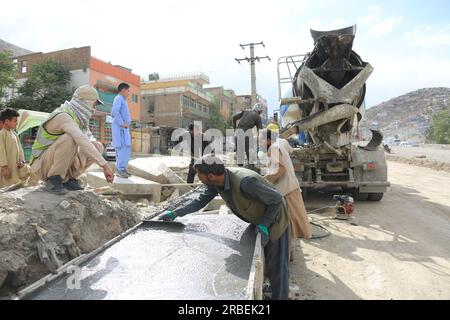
[399,141,410,147]
[103,145,116,161]
[399,141,419,147]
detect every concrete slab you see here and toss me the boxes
[162,154,192,170]
[86,172,161,202]
[26,214,255,300]
[128,158,191,194]
[204,196,226,211]
[130,155,190,173]
[127,158,168,184]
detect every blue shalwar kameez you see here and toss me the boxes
[111,94,131,172]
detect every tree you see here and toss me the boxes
[426,109,450,144]
[205,103,231,134]
[0,51,17,104]
[9,60,72,112]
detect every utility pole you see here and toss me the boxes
[235,42,270,108]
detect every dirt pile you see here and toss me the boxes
[0,186,142,297]
[386,154,450,173]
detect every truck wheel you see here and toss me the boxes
[368,193,384,201]
[352,189,369,201]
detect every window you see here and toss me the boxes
[89,119,101,140]
[182,95,190,107]
[104,122,112,144]
[21,60,27,73]
[132,94,139,103]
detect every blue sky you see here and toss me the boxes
[1,0,449,114]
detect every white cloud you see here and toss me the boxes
[369,16,404,37]
[405,25,450,48]
[358,5,404,37]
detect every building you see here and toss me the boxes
[234,96,248,114]
[13,46,141,145]
[140,72,213,128]
[204,87,236,122]
[236,94,269,125]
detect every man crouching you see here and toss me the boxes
[30,85,114,194]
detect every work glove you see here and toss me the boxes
[256,224,270,247]
[159,210,177,222]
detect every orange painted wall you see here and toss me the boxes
[90,57,140,86]
[89,57,141,121]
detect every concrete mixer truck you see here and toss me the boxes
[277,25,389,201]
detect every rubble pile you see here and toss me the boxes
[0,186,142,297]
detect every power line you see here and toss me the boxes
[235,42,271,107]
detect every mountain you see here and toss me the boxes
[360,87,450,141]
[0,38,33,56]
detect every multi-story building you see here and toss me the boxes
[140,72,213,128]
[205,87,237,122]
[234,96,248,114]
[13,46,141,145]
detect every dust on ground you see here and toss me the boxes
[289,161,450,300]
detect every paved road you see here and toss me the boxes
[290,161,450,300]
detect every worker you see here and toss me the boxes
[112,82,132,178]
[267,121,280,132]
[259,129,312,262]
[30,85,115,195]
[232,103,263,167]
[0,109,3,130]
[278,136,295,155]
[0,108,25,188]
[160,154,290,300]
[186,123,209,184]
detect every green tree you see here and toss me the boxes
[427,109,450,144]
[9,60,72,112]
[0,51,17,104]
[205,103,231,134]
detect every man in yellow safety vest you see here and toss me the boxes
[30,85,114,194]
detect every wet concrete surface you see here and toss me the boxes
[25,214,256,300]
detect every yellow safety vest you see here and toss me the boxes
[30,106,80,165]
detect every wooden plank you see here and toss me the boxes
[246,233,265,300]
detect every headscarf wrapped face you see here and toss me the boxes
[63,98,95,132]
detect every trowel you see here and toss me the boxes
[142,212,186,230]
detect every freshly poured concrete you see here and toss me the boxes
[26,214,255,300]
